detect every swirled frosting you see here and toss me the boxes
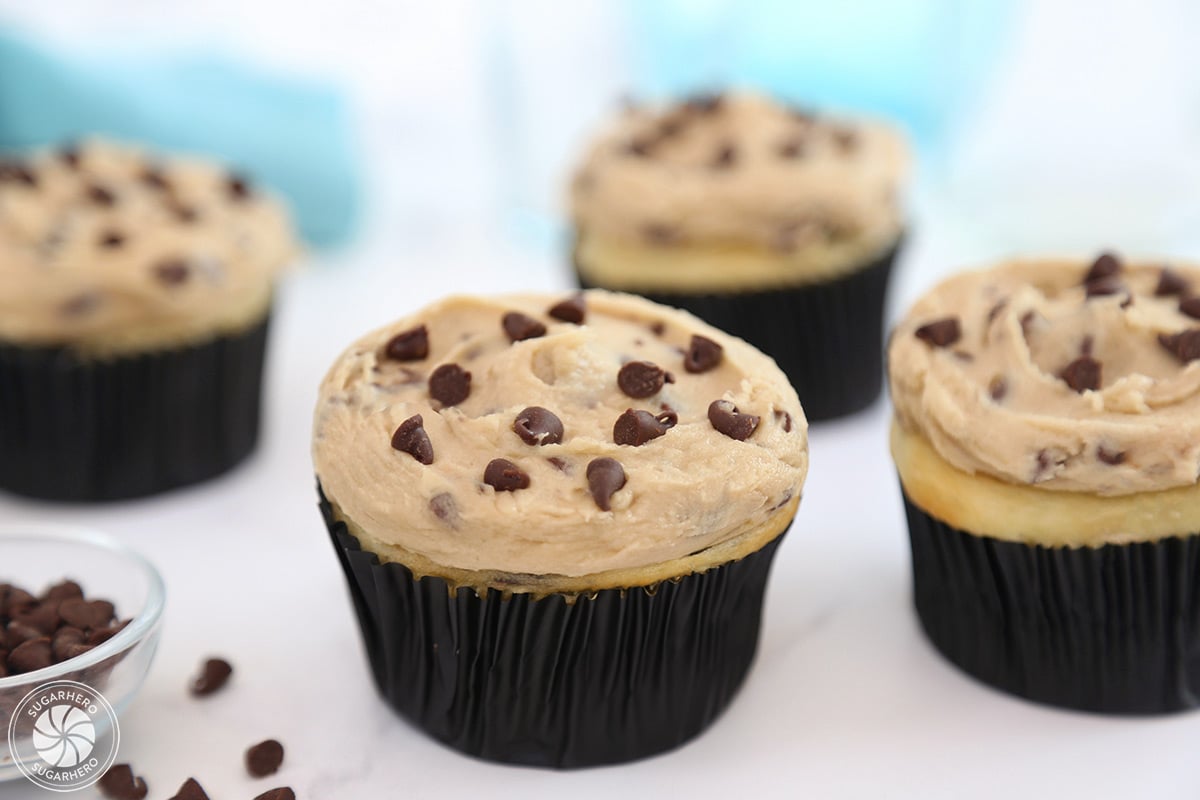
[0,139,296,353]
[313,291,808,578]
[569,93,907,269]
[889,255,1200,496]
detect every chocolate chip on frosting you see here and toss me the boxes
[86,184,117,207]
[1156,268,1190,297]
[708,400,760,441]
[1179,297,1200,320]
[58,145,81,170]
[391,414,434,465]
[384,325,429,361]
[685,93,724,114]
[227,174,252,200]
[1059,356,1101,393]
[777,137,806,159]
[0,161,37,186]
[711,142,737,169]
[484,458,530,491]
[548,293,586,324]
[140,166,169,191]
[586,457,626,511]
[1158,330,1200,363]
[914,317,961,348]
[831,127,858,153]
[684,335,723,373]
[1084,252,1122,283]
[429,493,458,525]
[98,230,125,249]
[513,406,564,446]
[1097,446,1127,465]
[502,312,547,342]
[428,363,471,405]
[642,223,679,246]
[988,375,1008,402]
[618,360,672,398]
[153,258,190,286]
[1085,275,1125,298]
[613,409,676,446]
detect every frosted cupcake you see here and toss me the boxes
[0,139,295,501]
[313,290,807,766]
[889,253,1200,713]
[569,92,909,420]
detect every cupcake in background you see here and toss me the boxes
[569,92,909,421]
[0,139,296,501]
[314,290,807,767]
[889,252,1200,713]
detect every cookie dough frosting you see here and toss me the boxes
[890,254,1200,497]
[0,139,296,353]
[313,290,807,580]
[570,92,908,289]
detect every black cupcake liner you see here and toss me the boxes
[0,316,270,502]
[903,488,1200,714]
[320,486,787,768]
[575,239,901,422]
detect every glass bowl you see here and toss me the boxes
[0,524,165,783]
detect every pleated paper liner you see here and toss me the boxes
[0,315,270,502]
[903,488,1200,714]
[575,239,901,422]
[320,486,787,768]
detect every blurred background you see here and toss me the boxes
[1,0,1198,309]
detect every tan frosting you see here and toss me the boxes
[569,93,908,289]
[312,291,808,580]
[0,139,296,353]
[889,256,1200,496]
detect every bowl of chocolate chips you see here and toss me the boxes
[0,524,165,781]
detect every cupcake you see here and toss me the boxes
[889,252,1200,713]
[0,139,295,501]
[569,92,909,421]
[313,290,807,766]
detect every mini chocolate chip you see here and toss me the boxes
[58,145,81,169]
[548,293,586,324]
[513,406,564,446]
[618,361,669,398]
[649,321,666,336]
[1159,330,1200,363]
[1080,335,1095,357]
[1098,446,1127,465]
[254,789,295,800]
[659,114,687,137]
[624,137,656,157]
[59,598,114,629]
[190,657,233,696]
[643,223,679,245]
[98,230,125,248]
[613,409,676,446]
[1084,251,1122,283]
[154,259,190,286]
[384,325,429,361]
[1019,310,1037,337]
[1085,275,1125,298]
[503,312,547,342]
[0,161,37,186]
[1180,297,1200,320]
[428,363,471,405]
[587,458,626,511]
[914,317,961,348]
[7,637,52,674]
[547,456,571,473]
[987,300,1009,324]
[429,493,458,524]
[171,202,199,223]
[140,166,169,191]
[1033,448,1069,482]
[1157,268,1190,297]
[711,141,737,169]
[227,174,252,200]
[98,764,148,800]
[1059,356,1101,392]
[42,580,83,603]
[685,93,724,114]
[684,335,723,373]
[988,376,1008,401]
[777,138,806,158]
[708,399,760,441]
[168,778,209,800]
[832,127,858,153]
[87,184,116,206]
[391,414,434,464]
[774,408,793,432]
[246,739,285,777]
[484,458,530,491]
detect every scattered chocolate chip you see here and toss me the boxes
[428,363,471,406]
[227,174,252,200]
[613,408,676,446]
[1059,356,1102,392]
[140,166,169,191]
[98,764,148,800]
[98,229,125,248]
[1157,268,1190,297]
[1085,275,1125,298]
[1084,252,1122,283]
[513,406,564,446]
[1098,446,1126,465]
[914,317,961,348]
[86,184,117,206]
[548,293,586,324]
[254,789,295,800]
[190,657,233,697]
[708,400,760,441]
[711,141,737,169]
[246,739,285,777]
[429,493,458,524]
[384,325,429,361]
[587,458,626,511]
[484,458,530,492]
[0,161,36,186]
[391,414,434,465]
[1159,330,1200,363]
[168,778,209,800]
[642,223,679,246]
[503,312,547,342]
[988,376,1008,401]
[684,335,723,373]
[154,258,190,286]
[777,138,806,158]
[1179,297,1200,320]
[7,637,52,673]
[59,598,114,629]
[618,361,670,398]
[831,127,858,153]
